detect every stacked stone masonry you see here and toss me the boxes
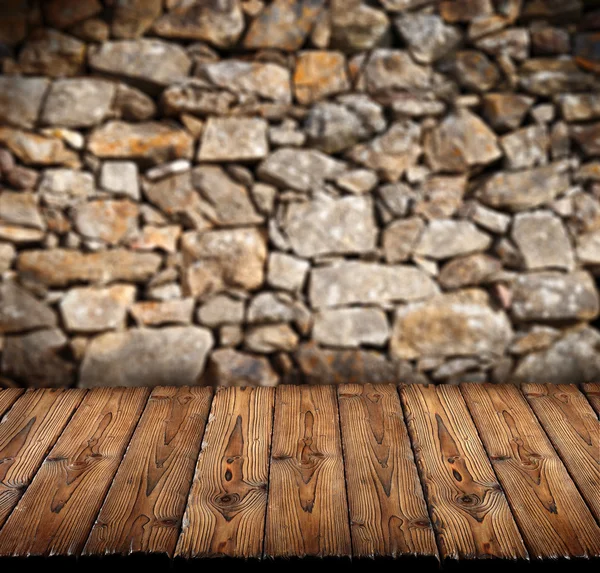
[0,0,600,388]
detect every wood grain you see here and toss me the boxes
[264,385,351,558]
[0,387,149,557]
[84,387,213,556]
[400,384,527,560]
[581,383,600,417]
[0,389,24,418]
[175,387,274,558]
[337,384,437,558]
[0,388,85,528]
[523,384,600,522]
[462,383,600,558]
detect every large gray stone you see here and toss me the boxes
[79,327,214,387]
[0,77,49,129]
[361,49,432,93]
[38,168,95,208]
[309,261,439,309]
[0,282,57,334]
[198,117,269,162]
[313,307,390,348]
[283,195,377,258]
[414,220,491,260]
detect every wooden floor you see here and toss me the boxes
[0,383,598,565]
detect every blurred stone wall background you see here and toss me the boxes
[0,0,599,388]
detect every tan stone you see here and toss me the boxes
[294,51,349,105]
[0,128,78,167]
[73,200,139,245]
[130,299,194,326]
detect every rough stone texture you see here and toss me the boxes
[79,327,213,387]
[60,284,136,333]
[391,290,513,359]
[2,2,600,386]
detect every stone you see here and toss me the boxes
[361,49,432,94]
[70,17,110,42]
[17,249,162,287]
[512,271,599,323]
[60,285,136,333]
[330,0,389,52]
[477,162,570,212]
[199,60,292,104]
[0,225,44,243]
[438,254,502,289]
[309,261,438,309]
[0,0,28,45]
[576,230,600,266]
[247,292,303,325]
[2,329,74,387]
[500,125,549,169]
[257,148,346,192]
[204,348,278,386]
[295,341,398,384]
[414,220,491,260]
[0,192,44,230]
[245,324,299,353]
[198,117,269,162]
[481,93,534,131]
[43,0,102,29]
[559,94,600,122]
[112,0,162,39]
[41,79,115,128]
[293,51,349,104]
[476,28,530,61]
[0,282,57,333]
[267,252,310,292]
[571,123,600,157]
[335,169,378,195]
[512,211,574,271]
[4,166,38,190]
[313,307,389,348]
[283,195,377,258]
[452,51,500,92]
[38,168,95,208]
[531,25,570,55]
[574,32,600,74]
[439,0,494,22]
[377,183,414,217]
[519,58,597,96]
[161,80,237,117]
[146,160,191,182]
[88,39,191,90]
[413,176,467,220]
[338,94,387,133]
[182,228,267,298]
[395,13,461,64]
[0,77,49,129]
[73,200,139,246]
[509,326,561,355]
[154,0,243,47]
[0,244,16,273]
[269,121,306,147]
[391,289,513,359]
[100,161,140,200]
[88,121,194,166]
[113,83,157,121]
[347,121,421,182]
[197,295,245,327]
[130,298,194,326]
[79,327,213,387]
[0,128,78,167]
[129,225,181,254]
[252,183,277,215]
[382,218,424,264]
[304,103,375,154]
[513,328,600,384]
[424,109,501,173]
[192,166,263,226]
[18,29,86,77]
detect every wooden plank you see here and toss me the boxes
[0,387,149,557]
[337,384,438,559]
[176,386,274,558]
[264,385,351,558]
[0,388,85,529]
[581,383,600,417]
[462,383,600,558]
[523,384,600,522]
[84,387,213,557]
[400,384,527,560]
[0,389,24,418]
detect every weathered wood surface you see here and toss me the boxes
[338,384,437,559]
[264,385,351,558]
[0,384,598,562]
[462,383,600,559]
[523,384,600,522]
[176,386,273,558]
[0,388,85,528]
[84,387,213,556]
[400,384,527,560]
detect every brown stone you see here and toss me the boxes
[203,348,279,386]
[0,128,78,167]
[293,51,349,105]
[73,200,139,246]
[481,93,534,131]
[572,123,600,157]
[330,0,389,52]
[0,0,28,45]
[18,29,86,77]
[129,225,181,254]
[43,0,102,29]
[0,77,49,130]
[438,254,502,289]
[112,0,162,38]
[382,218,424,264]
[130,298,194,326]
[0,282,57,334]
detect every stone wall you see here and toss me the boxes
[0,0,599,388]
